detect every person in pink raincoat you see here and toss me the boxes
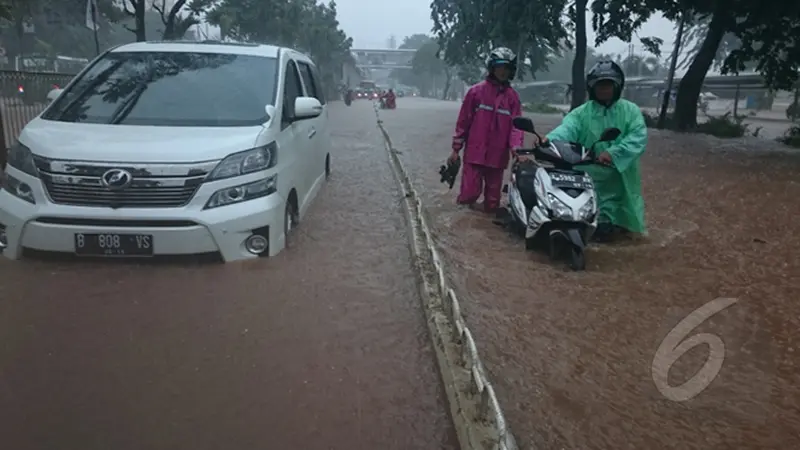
[448,47,524,213]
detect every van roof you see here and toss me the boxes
[112,40,282,58]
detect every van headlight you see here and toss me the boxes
[204,175,277,210]
[6,142,38,176]
[206,142,277,181]
[546,193,572,220]
[2,172,36,204]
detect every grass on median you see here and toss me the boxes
[639,110,783,142]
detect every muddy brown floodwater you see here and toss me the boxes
[0,101,457,450]
[380,97,800,450]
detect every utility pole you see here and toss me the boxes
[658,11,686,129]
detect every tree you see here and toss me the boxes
[430,0,568,81]
[206,0,353,96]
[592,0,800,130]
[677,16,744,70]
[412,40,448,97]
[120,0,147,42]
[0,0,196,64]
[533,46,610,80]
[620,54,666,77]
[429,0,662,108]
[389,34,433,90]
[150,0,213,40]
[568,0,589,108]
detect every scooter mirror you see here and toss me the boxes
[599,127,621,142]
[512,117,536,134]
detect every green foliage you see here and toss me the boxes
[675,16,749,71]
[0,0,194,61]
[777,126,800,148]
[206,0,353,94]
[150,0,214,40]
[593,0,800,130]
[697,113,749,138]
[430,0,568,79]
[399,34,430,51]
[642,109,754,138]
[390,34,461,96]
[722,9,800,90]
[389,34,433,88]
[787,102,800,122]
[412,40,445,78]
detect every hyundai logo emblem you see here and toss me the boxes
[101,169,133,190]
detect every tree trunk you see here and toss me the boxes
[163,0,187,40]
[441,67,452,100]
[570,0,588,110]
[134,1,146,41]
[674,13,726,130]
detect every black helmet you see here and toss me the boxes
[586,60,625,103]
[486,47,518,81]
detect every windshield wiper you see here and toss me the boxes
[108,61,156,125]
[107,81,149,124]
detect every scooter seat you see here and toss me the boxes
[513,162,539,208]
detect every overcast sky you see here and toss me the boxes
[334,0,676,57]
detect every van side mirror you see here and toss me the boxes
[512,117,536,134]
[599,127,621,142]
[293,96,323,120]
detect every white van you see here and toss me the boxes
[0,41,331,261]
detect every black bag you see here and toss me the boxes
[438,157,461,189]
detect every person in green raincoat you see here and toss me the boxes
[543,60,647,240]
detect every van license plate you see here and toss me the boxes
[74,233,153,256]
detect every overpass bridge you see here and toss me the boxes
[351,48,415,70]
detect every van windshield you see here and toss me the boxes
[43,51,278,127]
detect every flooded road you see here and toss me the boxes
[0,101,457,450]
[380,97,800,449]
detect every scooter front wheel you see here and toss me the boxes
[569,246,586,271]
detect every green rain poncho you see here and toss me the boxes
[546,98,648,234]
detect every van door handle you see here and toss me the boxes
[308,128,316,139]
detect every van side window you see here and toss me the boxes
[282,60,304,126]
[297,62,324,104]
[311,66,326,104]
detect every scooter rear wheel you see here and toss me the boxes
[569,246,586,271]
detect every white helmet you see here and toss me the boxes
[485,47,518,80]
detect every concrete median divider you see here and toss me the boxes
[372,103,518,450]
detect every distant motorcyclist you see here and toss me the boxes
[449,47,524,213]
[541,60,648,240]
[385,88,396,109]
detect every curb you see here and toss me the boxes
[373,104,518,450]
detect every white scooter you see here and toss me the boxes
[501,117,621,270]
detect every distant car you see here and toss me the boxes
[365,89,380,100]
[396,90,405,97]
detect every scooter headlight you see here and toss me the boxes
[546,193,573,220]
[578,197,596,221]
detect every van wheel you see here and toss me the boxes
[325,154,331,180]
[284,197,298,247]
